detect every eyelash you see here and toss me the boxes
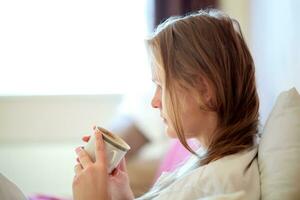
[156,83,162,88]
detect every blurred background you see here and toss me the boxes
[0,0,299,199]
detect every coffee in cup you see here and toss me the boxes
[84,126,131,173]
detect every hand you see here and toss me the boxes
[102,157,133,200]
[72,130,111,200]
[73,128,135,200]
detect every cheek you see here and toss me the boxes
[180,101,205,137]
[181,110,206,138]
[165,119,197,139]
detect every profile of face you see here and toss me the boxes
[147,10,259,163]
[151,70,218,143]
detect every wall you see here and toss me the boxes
[0,95,122,197]
[0,95,122,143]
[219,0,251,45]
[220,0,300,124]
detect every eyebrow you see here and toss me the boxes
[152,78,160,83]
[151,74,162,84]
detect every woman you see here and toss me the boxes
[73,9,260,200]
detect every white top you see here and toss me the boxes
[137,147,260,200]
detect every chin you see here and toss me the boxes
[165,125,178,138]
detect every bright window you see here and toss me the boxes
[0,0,152,95]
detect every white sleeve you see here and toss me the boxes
[0,173,27,200]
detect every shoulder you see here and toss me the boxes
[205,146,258,177]
[155,147,260,200]
[201,147,259,189]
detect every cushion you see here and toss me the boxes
[258,87,300,199]
[0,173,27,200]
[155,139,199,178]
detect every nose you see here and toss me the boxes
[151,87,162,109]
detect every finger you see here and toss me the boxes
[118,158,128,172]
[82,135,91,142]
[94,131,107,166]
[75,147,92,168]
[74,163,83,175]
[93,125,97,131]
[110,168,119,176]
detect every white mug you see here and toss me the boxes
[84,126,131,173]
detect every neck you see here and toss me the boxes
[195,112,218,149]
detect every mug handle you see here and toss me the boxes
[109,150,118,165]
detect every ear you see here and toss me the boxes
[197,77,214,106]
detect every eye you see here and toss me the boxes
[155,82,162,89]
[152,79,161,87]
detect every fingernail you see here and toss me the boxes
[75,147,81,154]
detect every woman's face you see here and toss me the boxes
[151,75,217,143]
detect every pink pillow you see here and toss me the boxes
[29,195,70,200]
[155,139,199,179]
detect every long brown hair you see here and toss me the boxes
[146,9,259,165]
